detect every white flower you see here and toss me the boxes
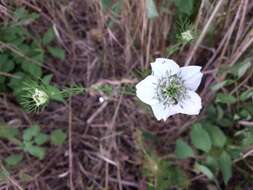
[181,30,194,42]
[136,58,203,121]
[32,88,49,107]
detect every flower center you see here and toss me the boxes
[181,30,194,42]
[156,74,187,106]
[32,88,49,107]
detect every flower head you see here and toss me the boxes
[136,58,203,121]
[181,30,194,42]
[32,88,49,107]
[18,81,49,112]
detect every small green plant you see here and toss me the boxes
[0,123,66,163]
[0,7,84,112]
[174,59,253,186]
[166,17,197,56]
[135,130,189,190]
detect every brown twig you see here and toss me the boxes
[68,98,74,190]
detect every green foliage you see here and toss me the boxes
[135,130,189,189]
[22,125,47,159]
[47,47,65,61]
[190,124,212,152]
[50,129,66,146]
[0,123,19,140]
[181,58,253,186]
[175,139,194,159]
[211,79,234,91]
[218,151,232,185]
[205,125,227,148]
[0,123,66,162]
[0,8,80,113]
[143,153,189,190]
[215,93,237,104]
[42,27,55,45]
[166,16,197,56]
[194,163,214,180]
[4,154,23,166]
[173,0,194,16]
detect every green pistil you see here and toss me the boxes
[163,81,182,98]
[156,74,187,106]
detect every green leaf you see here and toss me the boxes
[45,85,65,102]
[218,151,232,184]
[241,130,253,147]
[240,88,253,101]
[175,139,194,159]
[14,8,39,24]
[41,74,53,85]
[206,156,219,172]
[215,93,237,104]
[34,133,48,145]
[237,61,251,78]
[0,169,9,182]
[42,27,55,45]
[27,145,46,160]
[4,154,23,166]
[48,47,65,60]
[165,166,190,189]
[227,146,241,160]
[23,125,40,141]
[14,8,29,20]
[0,54,15,72]
[217,118,234,128]
[8,72,25,89]
[190,123,212,152]
[21,62,42,79]
[205,125,227,148]
[173,0,194,16]
[230,60,252,78]
[50,129,66,146]
[146,0,159,19]
[194,163,214,180]
[211,80,234,91]
[0,123,19,140]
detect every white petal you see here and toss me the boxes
[151,103,180,121]
[179,90,202,115]
[136,75,159,105]
[151,58,180,77]
[179,66,203,91]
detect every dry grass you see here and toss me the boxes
[0,0,253,189]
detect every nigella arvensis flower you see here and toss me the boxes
[136,58,203,121]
